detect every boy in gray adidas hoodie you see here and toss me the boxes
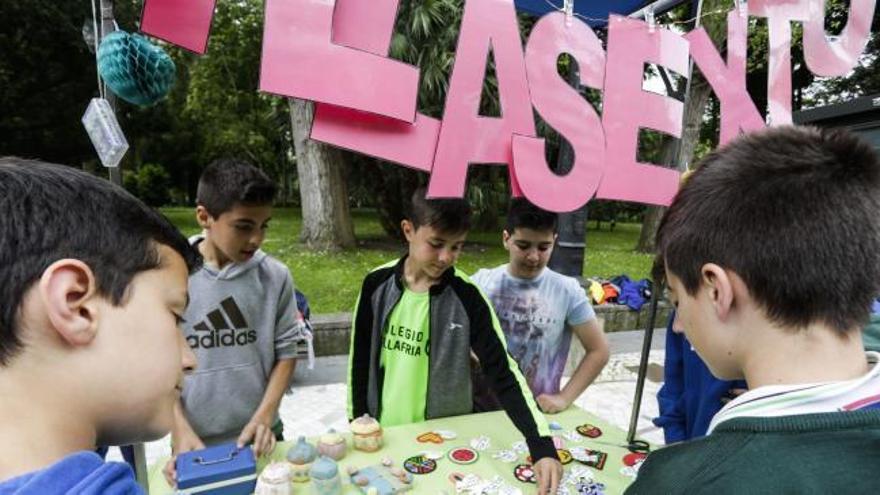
[163,158,307,485]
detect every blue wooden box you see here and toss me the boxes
[176,443,257,495]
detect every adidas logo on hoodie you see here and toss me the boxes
[187,297,257,349]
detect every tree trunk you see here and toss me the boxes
[288,99,356,250]
[634,0,729,254]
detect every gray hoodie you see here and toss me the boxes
[181,236,304,445]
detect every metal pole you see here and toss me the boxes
[624,0,703,447]
[626,282,663,446]
[99,0,123,187]
[98,2,146,487]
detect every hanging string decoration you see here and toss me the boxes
[97,30,176,106]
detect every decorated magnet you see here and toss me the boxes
[470,435,491,451]
[569,447,607,470]
[622,452,647,467]
[556,449,573,465]
[448,447,479,465]
[417,432,444,444]
[492,450,518,463]
[436,429,458,440]
[403,455,437,475]
[575,424,603,438]
[513,464,537,484]
[420,450,443,460]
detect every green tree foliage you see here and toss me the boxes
[0,2,99,163]
[124,162,171,206]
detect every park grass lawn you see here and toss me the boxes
[162,207,652,314]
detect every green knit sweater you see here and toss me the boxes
[625,410,880,494]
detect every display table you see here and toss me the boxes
[148,407,646,493]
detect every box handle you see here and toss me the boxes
[193,449,239,466]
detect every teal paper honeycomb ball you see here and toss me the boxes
[97,31,175,106]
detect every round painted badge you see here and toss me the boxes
[576,424,603,438]
[557,449,573,465]
[622,452,647,467]
[403,455,437,475]
[513,464,537,484]
[448,447,479,465]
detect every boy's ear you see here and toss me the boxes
[38,259,100,347]
[401,219,415,242]
[195,205,213,229]
[502,229,511,249]
[700,263,734,321]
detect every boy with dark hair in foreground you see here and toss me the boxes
[0,158,200,494]
[627,126,880,493]
[348,188,563,494]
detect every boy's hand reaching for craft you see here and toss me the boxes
[164,428,205,487]
[534,457,563,495]
[238,412,276,458]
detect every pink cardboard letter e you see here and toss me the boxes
[596,16,684,207]
[427,0,535,198]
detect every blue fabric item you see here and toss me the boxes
[872,298,880,315]
[0,451,141,495]
[613,275,651,311]
[295,289,311,320]
[653,313,747,443]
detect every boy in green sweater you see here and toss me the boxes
[627,126,880,494]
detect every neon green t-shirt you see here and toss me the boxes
[379,288,430,427]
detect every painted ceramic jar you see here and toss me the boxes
[317,429,347,461]
[254,462,292,495]
[286,436,318,482]
[350,414,383,452]
[310,455,342,495]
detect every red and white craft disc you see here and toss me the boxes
[448,447,478,465]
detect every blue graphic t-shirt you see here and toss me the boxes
[472,265,596,396]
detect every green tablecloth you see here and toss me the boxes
[148,407,644,494]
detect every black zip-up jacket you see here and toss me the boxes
[347,257,557,462]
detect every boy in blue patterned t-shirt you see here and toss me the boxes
[472,199,609,414]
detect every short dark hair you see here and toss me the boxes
[0,158,201,366]
[196,158,276,217]
[655,126,880,333]
[506,198,557,234]
[405,187,472,234]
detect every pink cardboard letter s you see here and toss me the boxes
[596,16,684,206]
[140,0,216,54]
[260,0,419,122]
[513,12,606,212]
[686,10,764,145]
[427,0,535,198]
